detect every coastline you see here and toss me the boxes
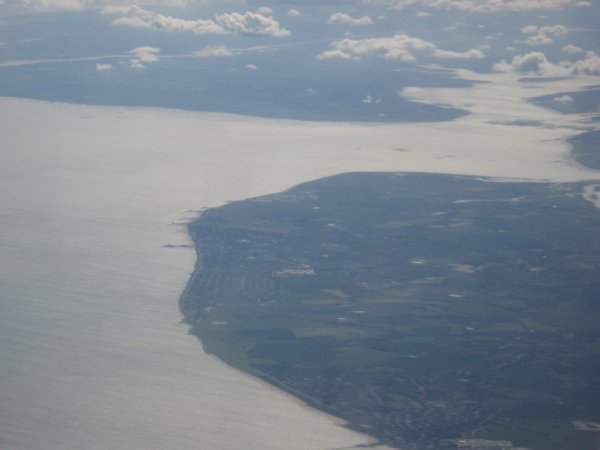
[3,82,600,447]
[178,207,395,448]
[200,342,394,449]
[178,221,395,449]
[179,171,600,450]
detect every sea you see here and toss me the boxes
[0,98,399,450]
[0,93,597,450]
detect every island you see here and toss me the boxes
[181,172,600,450]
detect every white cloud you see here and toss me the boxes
[328,13,374,26]
[130,59,145,69]
[193,45,233,57]
[521,24,567,46]
[362,0,590,12]
[103,6,290,38]
[568,51,600,76]
[246,63,258,70]
[317,33,484,62]
[493,51,557,74]
[126,46,160,69]
[130,46,160,62]
[416,11,430,16]
[362,95,373,103]
[21,0,84,11]
[96,63,113,70]
[493,50,600,76]
[216,11,291,37]
[552,94,573,103]
[104,5,227,35]
[562,44,584,55]
[524,33,554,46]
[287,9,301,17]
[257,6,272,15]
[317,50,359,61]
[21,0,196,11]
[434,48,486,58]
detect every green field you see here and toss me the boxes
[181,172,600,450]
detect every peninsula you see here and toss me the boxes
[181,171,600,450]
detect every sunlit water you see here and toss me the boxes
[0,98,402,450]
[0,92,597,449]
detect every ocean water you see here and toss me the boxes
[0,93,597,450]
[0,98,398,450]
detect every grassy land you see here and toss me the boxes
[181,172,600,450]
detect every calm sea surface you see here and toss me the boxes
[0,98,396,450]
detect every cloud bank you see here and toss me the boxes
[193,45,234,57]
[362,0,591,12]
[128,46,160,69]
[328,13,374,26]
[21,0,200,11]
[494,50,600,76]
[521,24,567,46]
[103,6,291,37]
[317,33,484,62]
[562,44,584,55]
[21,0,85,11]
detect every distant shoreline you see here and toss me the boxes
[568,130,600,171]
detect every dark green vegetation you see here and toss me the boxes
[569,130,600,171]
[182,172,600,450]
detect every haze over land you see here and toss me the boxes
[0,0,599,449]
